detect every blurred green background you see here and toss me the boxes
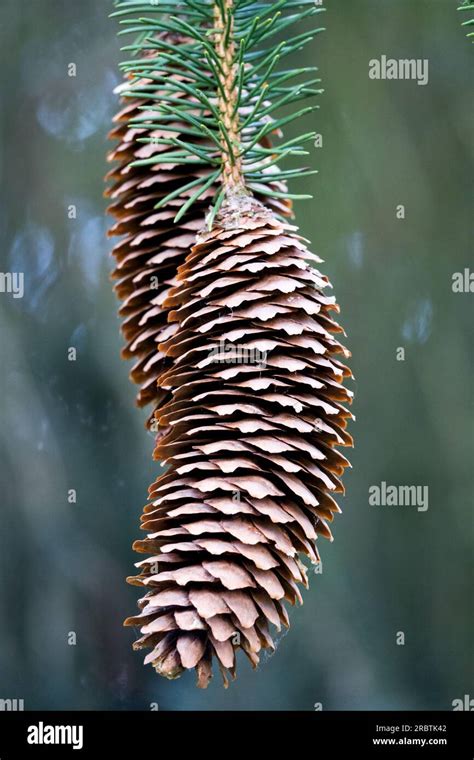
[0,0,472,710]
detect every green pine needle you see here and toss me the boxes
[458,2,474,41]
[112,0,326,216]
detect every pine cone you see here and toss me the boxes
[105,38,291,430]
[124,193,353,687]
[110,0,352,688]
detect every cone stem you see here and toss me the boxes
[213,0,244,191]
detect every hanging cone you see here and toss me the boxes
[105,35,292,431]
[110,0,353,688]
[124,193,354,687]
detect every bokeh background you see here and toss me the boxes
[0,0,472,710]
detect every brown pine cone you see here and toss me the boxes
[124,193,353,687]
[105,40,291,431]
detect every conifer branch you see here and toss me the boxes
[111,0,326,217]
[213,0,244,190]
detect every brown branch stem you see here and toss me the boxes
[213,0,245,191]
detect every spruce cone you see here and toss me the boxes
[105,88,211,426]
[105,40,291,430]
[124,194,353,687]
